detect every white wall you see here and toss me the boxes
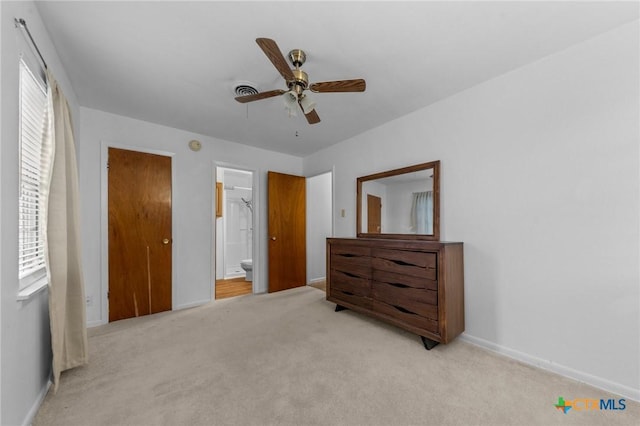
[306,171,332,283]
[1,2,81,424]
[79,108,302,325]
[303,21,640,399]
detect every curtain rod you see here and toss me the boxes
[14,18,48,70]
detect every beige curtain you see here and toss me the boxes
[44,69,88,390]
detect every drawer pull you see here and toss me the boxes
[387,282,410,289]
[389,259,414,267]
[394,305,417,315]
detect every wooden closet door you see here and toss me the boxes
[268,171,306,292]
[108,148,172,321]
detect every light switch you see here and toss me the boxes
[341,209,345,218]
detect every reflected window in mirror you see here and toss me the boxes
[357,161,439,240]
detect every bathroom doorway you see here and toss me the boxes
[215,166,254,299]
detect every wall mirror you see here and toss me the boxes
[357,160,440,240]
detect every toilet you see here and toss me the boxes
[240,259,252,282]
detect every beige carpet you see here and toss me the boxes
[34,286,638,426]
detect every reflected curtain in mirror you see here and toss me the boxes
[410,191,433,234]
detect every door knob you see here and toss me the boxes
[162,238,170,245]
[271,236,276,241]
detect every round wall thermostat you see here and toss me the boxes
[188,140,202,151]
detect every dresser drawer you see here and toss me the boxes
[372,269,437,291]
[330,270,371,297]
[371,281,438,320]
[331,244,371,257]
[330,246,371,277]
[329,289,372,310]
[372,249,436,280]
[331,258,371,279]
[372,300,439,334]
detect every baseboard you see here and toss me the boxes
[308,277,326,285]
[88,300,212,327]
[86,319,105,328]
[175,299,211,310]
[459,334,640,402]
[22,379,51,426]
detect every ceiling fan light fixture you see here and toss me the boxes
[283,90,298,117]
[237,38,366,125]
[299,94,316,114]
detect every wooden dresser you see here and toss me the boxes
[326,238,464,349]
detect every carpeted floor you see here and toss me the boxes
[34,286,638,426]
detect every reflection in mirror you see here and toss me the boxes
[361,169,433,234]
[357,161,439,240]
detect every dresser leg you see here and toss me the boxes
[420,336,439,350]
[335,304,348,312]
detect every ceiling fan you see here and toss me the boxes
[234,38,366,125]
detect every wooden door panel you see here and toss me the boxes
[268,171,306,292]
[367,194,381,233]
[108,148,172,321]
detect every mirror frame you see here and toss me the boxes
[357,160,440,241]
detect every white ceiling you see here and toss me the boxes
[35,1,638,157]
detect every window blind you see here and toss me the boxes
[18,59,48,286]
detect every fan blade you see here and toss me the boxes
[235,89,286,103]
[299,103,321,124]
[256,38,295,81]
[309,79,366,93]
